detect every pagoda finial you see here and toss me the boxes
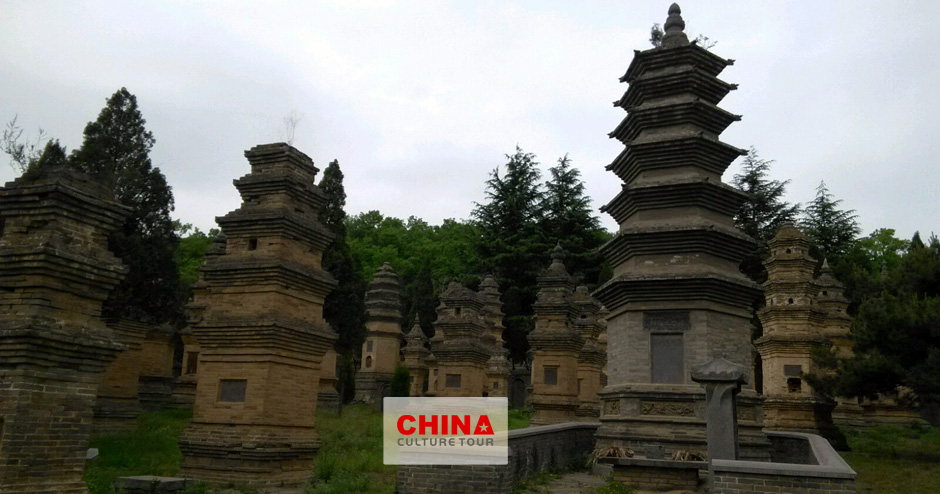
[661,3,690,48]
[821,257,830,271]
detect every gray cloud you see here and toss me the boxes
[2,1,938,240]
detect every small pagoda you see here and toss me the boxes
[429,282,491,397]
[355,263,404,406]
[401,320,431,396]
[592,4,767,458]
[177,143,337,491]
[529,245,585,425]
[572,285,607,420]
[479,274,511,397]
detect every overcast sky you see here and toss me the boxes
[2,1,938,240]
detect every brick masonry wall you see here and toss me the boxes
[712,471,856,494]
[397,423,598,494]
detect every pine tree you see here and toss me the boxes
[800,181,861,261]
[472,146,549,363]
[317,160,367,402]
[71,88,182,325]
[540,154,608,287]
[732,148,800,282]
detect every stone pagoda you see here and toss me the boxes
[429,282,491,397]
[593,4,767,458]
[95,318,149,431]
[529,245,585,425]
[479,274,511,397]
[814,259,865,427]
[0,164,128,494]
[401,320,431,396]
[355,263,403,405]
[318,348,340,412]
[572,285,607,420]
[177,143,338,491]
[755,223,831,435]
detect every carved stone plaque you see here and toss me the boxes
[644,311,690,333]
[604,400,621,416]
[640,401,695,417]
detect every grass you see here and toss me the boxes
[509,409,532,430]
[512,469,563,494]
[842,423,940,494]
[305,404,395,494]
[593,476,635,494]
[84,409,192,494]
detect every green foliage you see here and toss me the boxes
[84,409,192,494]
[732,147,800,283]
[800,181,861,262]
[390,365,411,397]
[318,160,368,403]
[512,469,562,494]
[649,24,663,47]
[842,424,940,494]
[308,405,395,494]
[594,477,636,494]
[508,409,532,430]
[72,87,183,325]
[1,115,47,174]
[174,224,219,287]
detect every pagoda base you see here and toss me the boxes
[832,400,866,430]
[178,422,320,492]
[531,395,580,426]
[318,388,341,413]
[93,395,142,432]
[576,402,601,421]
[172,374,198,407]
[355,373,393,408]
[763,396,846,449]
[595,384,770,460]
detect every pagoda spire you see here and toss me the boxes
[662,3,690,48]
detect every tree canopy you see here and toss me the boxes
[71,88,184,325]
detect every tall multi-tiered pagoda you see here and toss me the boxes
[479,274,511,397]
[355,263,403,406]
[429,282,491,397]
[177,143,337,491]
[593,4,767,458]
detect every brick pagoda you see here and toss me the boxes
[401,320,430,396]
[0,164,128,494]
[572,285,607,420]
[479,274,511,397]
[429,282,490,397]
[177,143,337,491]
[355,263,403,405]
[593,4,767,458]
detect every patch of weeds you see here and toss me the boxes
[85,409,192,494]
[305,404,395,494]
[594,476,635,494]
[512,469,563,494]
[509,409,532,430]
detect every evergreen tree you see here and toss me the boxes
[317,160,367,402]
[800,181,861,261]
[71,88,183,325]
[472,146,549,363]
[390,366,411,397]
[540,154,608,287]
[731,148,800,282]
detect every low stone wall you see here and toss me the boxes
[396,422,599,494]
[711,432,856,494]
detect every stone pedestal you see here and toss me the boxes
[0,164,129,494]
[593,4,767,459]
[691,356,748,461]
[355,263,402,406]
[177,143,337,491]
[530,245,585,425]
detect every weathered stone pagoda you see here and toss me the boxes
[755,224,831,434]
[355,263,403,405]
[573,285,607,420]
[318,348,340,412]
[0,164,129,494]
[529,245,585,425]
[429,282,490,397]
[177,143,337,491]
[593,4,767,458]
[814,259,865,427]
[401,320,430,396]
[479,274,511,397]
[94,319,148,431]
